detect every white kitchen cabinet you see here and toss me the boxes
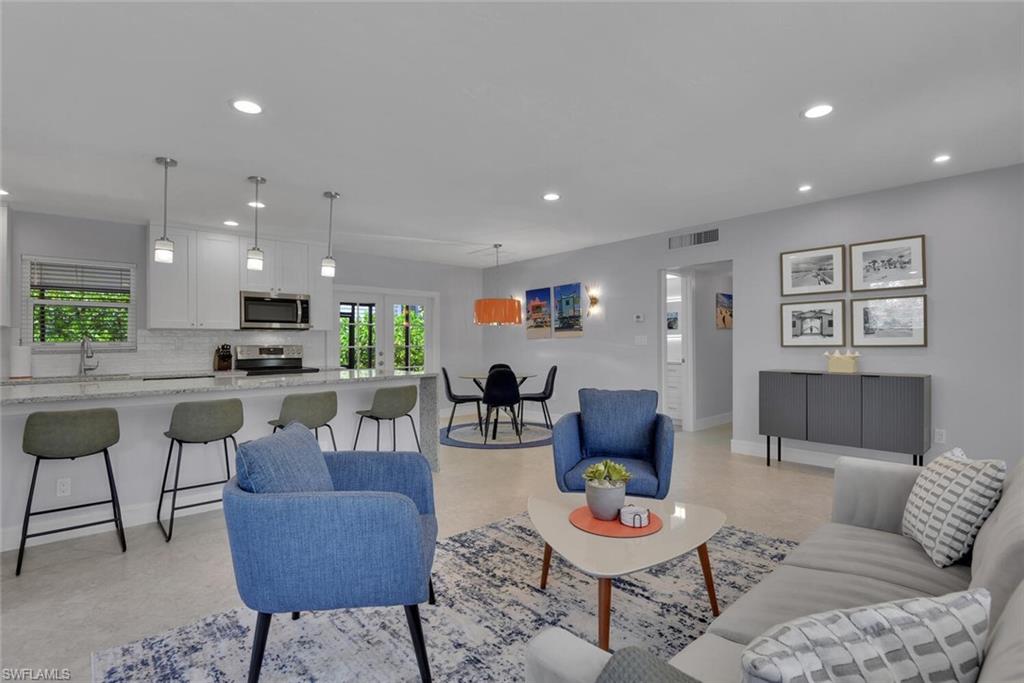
[238,239,309,295]
[196,232,240,329]
[148,225,197,329]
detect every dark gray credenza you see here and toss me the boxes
[758,370,931,467]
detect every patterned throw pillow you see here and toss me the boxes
[741,589,991,683]
[902,448,1006,568]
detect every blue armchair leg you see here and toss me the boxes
[291,612,300,620]
[404,605,432,682]
[428,578,436,605]
[247,612,272,683]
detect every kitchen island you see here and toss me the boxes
[0,369,437,551]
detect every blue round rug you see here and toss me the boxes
[439,421,552,449]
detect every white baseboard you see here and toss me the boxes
[2,488,221,552]
[730,438,917,470]
[693,412,732,431]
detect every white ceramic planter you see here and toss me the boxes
[585,480,626,520]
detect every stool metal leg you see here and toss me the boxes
[407,414,421,453]
[102,449,127,552]
[222,438,232,480]
[314,427,319,446]
[156,439,175,537]
[376,419,381,450]
[158,440,185,542]
[325,424,337,450]
[392,419,397,451]
[353,416,365,449]
[15,457,41,576]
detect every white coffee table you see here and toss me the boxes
[528,493,726,651]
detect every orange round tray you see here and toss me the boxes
[568,506,663,538]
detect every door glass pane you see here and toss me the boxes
[392,303,425,371]
[339,302,376,369]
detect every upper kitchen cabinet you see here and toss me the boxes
[195,231,240,329]
[239,239,309,295]
[148,225,197,329]
[148,226,239,329]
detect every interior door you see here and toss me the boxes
[336,291,385,370]
[383,294,433,373]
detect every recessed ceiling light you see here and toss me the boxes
[223,220,239,227]
[543,192,560,202]
[798,184,813,193]
[933,154,951,164]
[232,99,262,115]
[247,201,265,208]
[802,104,833,119]
[0,188,8,196]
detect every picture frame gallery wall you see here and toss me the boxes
[525,282,584,339]
[779,235,927,348]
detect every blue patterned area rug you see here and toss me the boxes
[439,421,553,449]
[92,514,795,682]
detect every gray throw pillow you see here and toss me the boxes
[235,423,334,493]
[596,646,701,683]
[902,448,1006,567]
[741,589,991,683]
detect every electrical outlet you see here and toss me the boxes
[56,477,72,497]
[934,429,947,445]
[634,335,648,346]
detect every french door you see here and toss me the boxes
[336,290,434,373]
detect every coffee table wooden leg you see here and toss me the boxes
[598,578,612,651]
[697,542,720,617]
[540,543,553,589]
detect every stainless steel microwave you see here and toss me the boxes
[239,291,312,330]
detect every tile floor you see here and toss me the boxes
[0,422,833,678]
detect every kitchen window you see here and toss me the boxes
[22,255,137,351]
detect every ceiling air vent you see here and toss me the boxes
[668,228,719,249]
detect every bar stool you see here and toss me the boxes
[157,398,243,542]
[268,391,338,450]
[16,408,126,576]
[353,385,421,452]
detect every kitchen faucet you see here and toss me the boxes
[79,336,100,376]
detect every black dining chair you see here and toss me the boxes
[442,368,483,436]
[488,363,512,373]
[482,368,522,444]
[519,365,557,429]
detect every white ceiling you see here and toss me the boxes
[2,2,1021,268]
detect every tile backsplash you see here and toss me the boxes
[19,329,332,378]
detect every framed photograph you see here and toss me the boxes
[780,244,845,296]
[716,292,733,329]
[666,311,679,330]
[525,287,552,339]
[851,295,927,347]
[849,235,926,291]
[780,300,845,347]
[553,282,583,338]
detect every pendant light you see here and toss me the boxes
[321,191,340,278]
[246,176,267,271]
[153,157,178,263]
[473,244,522,325]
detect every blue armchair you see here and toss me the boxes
[552,388,674,499]
[223,424,437,682]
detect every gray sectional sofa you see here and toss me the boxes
[526,456,1024,683]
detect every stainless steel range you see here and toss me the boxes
[234,345,320,376]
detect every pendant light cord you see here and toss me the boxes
[161,162,169,240]
[253,182,260,248]
[327,195,334,256]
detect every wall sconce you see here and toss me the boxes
[586,286,601,317]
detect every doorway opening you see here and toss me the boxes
[659,261,733,433]
[334,287,438,373]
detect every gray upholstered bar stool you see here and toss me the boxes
[158,398,243,542]
[268,391,338,450]
[17,407,125,576]
[353,385,421,452]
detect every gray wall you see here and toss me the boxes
[483,165,1024,467]
[691,263,733,421]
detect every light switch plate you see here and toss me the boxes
[934,428,947,444]
[634,335,648,346]
[633,313,645,323]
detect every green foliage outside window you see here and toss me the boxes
[31,288,130,344]
[393,304,425,371]
[339,303,377,369]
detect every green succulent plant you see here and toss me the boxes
[582,459,632,486]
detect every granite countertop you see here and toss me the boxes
[1,370,246,386]
[1,369,435,405]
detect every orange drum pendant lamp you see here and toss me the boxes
[474,244,522,326]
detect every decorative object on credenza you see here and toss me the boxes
[824,349,860,374]
[583,459,631,520]
[716,292,733,329]
[780,244,845,296]
[780,300,846,347]
[852,295,927,347]
[525,287,552,339]
[850,235,925,291]
[619,504,651,528]
[553,282,583,338]
[568,505,664,538]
